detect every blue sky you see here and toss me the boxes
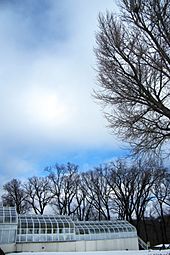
[0,0,129,188]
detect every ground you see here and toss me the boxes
[10,250,170,255]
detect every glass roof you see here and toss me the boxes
[18,214,75,229]
[0,206,17,224]
[16,215,137,242]
[74,220,137,241]
[75,220,136,234]
[17,214,75,243]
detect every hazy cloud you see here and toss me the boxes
[0,0,123,189]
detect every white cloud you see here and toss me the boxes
[0,0,121,190]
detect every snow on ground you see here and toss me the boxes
[10,250,170,255]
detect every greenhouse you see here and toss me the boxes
[0,206,18,244]
[0,206,139,253]
[16,215,136,243]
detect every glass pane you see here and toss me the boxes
[28,229,33,234]
[34,223,39,228]
[4,217,10,223]
[21,229,26,234]
[27,236,33,242]
[40,229,46,234]
[34,229,39,234]
[47,229,51,234]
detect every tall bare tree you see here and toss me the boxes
[24,176,52,214]
[107,159,165,234]
[95,0,170,155]
[151,170,170,244]
[2,178,30,214]
[81,166,113,220]
[73,176,94,221]
[47,162,79,216]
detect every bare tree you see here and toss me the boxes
[73,177,94,221]
[47,162,79,216]
[151,170,170,244]
[24,176,52,214]
[2,178,30,214]
[81,166,113,220]
[107,159,165,234]
[95,0,170,155]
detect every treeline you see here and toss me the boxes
[1,159,170,246]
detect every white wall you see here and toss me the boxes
[0,243,16,253]
[15,237,139,252]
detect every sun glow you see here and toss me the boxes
[25,89,69,126]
